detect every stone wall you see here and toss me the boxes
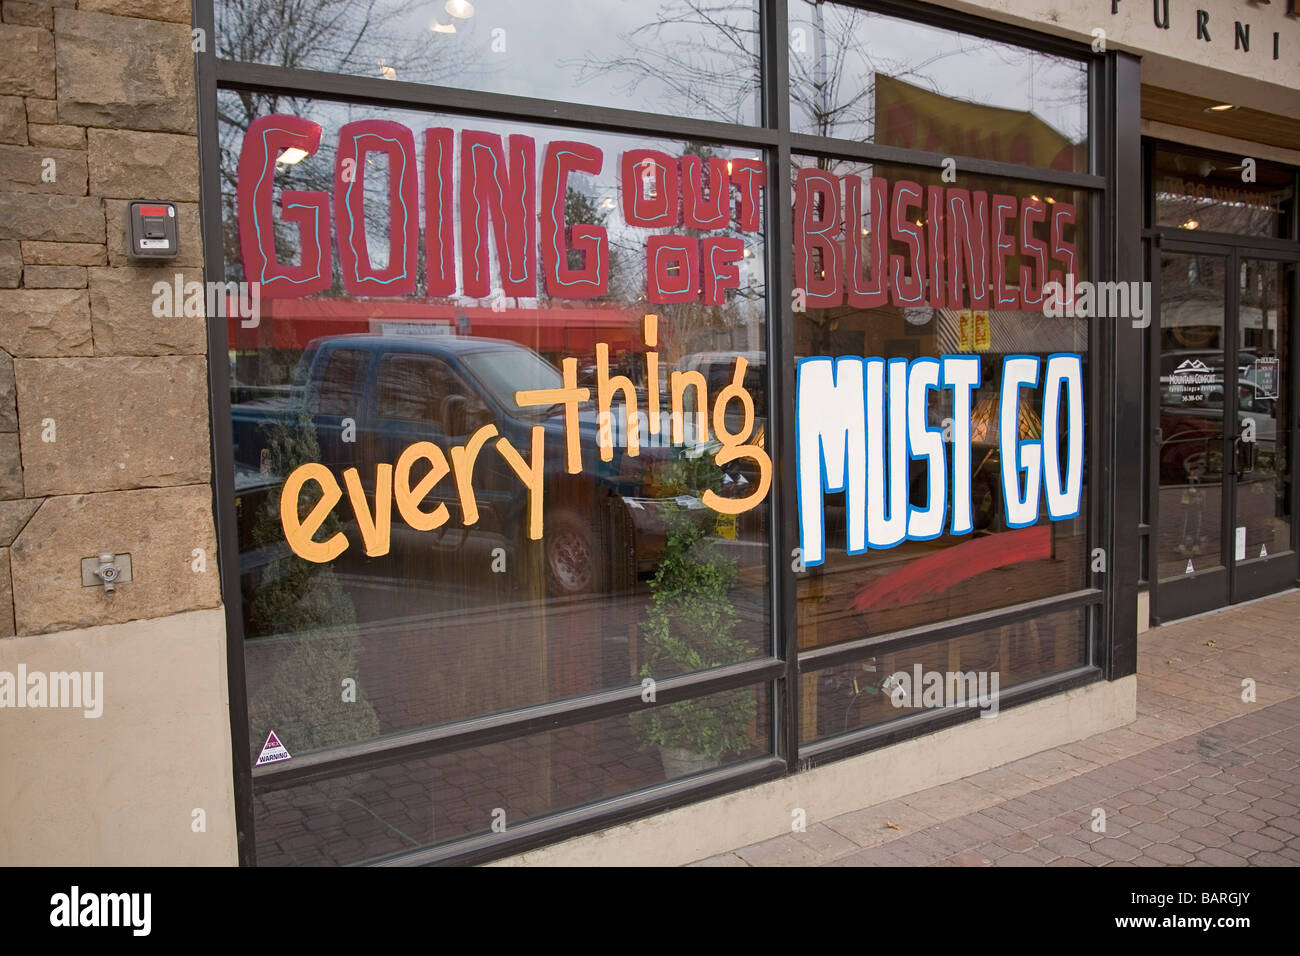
[0,0,218,635]
[0,2,236,864]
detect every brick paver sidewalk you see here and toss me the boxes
[693,591,1300,867]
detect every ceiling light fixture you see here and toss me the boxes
[1204,103,1238,112]
[430,20,457,33]
[276,147,309,166]
[445,0,475,18]
[1182,219,1200,230]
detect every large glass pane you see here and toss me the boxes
[1234,260,1291,564]
[255,685,772,865]
[801,608,1087,743]
[214,0,762,125]
[220,93,772,762]
[792,155,1091,652]
[1156,251,1227,580]
[1153,145,1295,239]
[788,0,1089,171]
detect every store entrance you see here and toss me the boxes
[1153,240,1298,621]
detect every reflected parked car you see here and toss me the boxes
[231,334,764,597]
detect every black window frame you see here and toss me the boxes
[194,0,1140,866]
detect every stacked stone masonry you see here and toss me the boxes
[0,0,218,637]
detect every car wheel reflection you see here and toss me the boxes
[546,509,600,596]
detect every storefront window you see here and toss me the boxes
[788,0,1089,171]
[255,686,772,865]
[219,93,774,858]
[214,0,763,125]
[802,609,1087,743]
[206,0,1110,865]
[1152,144,1296,239]
[791,154,1092,713]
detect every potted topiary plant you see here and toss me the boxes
[245,410,380,758]
[631,452,757,777]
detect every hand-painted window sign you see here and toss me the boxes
[238,117,1087,564]
[793,172,1075,311]
[796,353,1084,567]
[237,116,1075,311]
[280,318,772,563]
[237,116,765,303]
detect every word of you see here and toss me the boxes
[0,666,102,718]
[50,887,150,936]
[883,664,1000,718]
[796,353,1084,566]
[794,172,1076,311]
[151,275,261,328]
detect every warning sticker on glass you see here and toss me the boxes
[256,730,291,766]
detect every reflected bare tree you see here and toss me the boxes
[573,0,1085,149]
[214,0,485,282]
[568,0,762,126]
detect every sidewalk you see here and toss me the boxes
[692,591,1300,866]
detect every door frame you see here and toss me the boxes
[1147,234,1300,623]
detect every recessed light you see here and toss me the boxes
[1204,103,1238,113]
[1182,219,1200,230]
[430,20,456,33]
[445,0,474,18]
[276,147,309,166]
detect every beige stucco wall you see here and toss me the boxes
[0,607,236,865]
[492,674,1137,866]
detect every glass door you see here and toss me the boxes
[1232,257,1295,601]
[1155,243,1297,620]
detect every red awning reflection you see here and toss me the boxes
[226,298,646,355]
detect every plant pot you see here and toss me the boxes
[659,745,722,779]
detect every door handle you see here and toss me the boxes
[1233,433,1257,478]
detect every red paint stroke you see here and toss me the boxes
[849,525,1051,613]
